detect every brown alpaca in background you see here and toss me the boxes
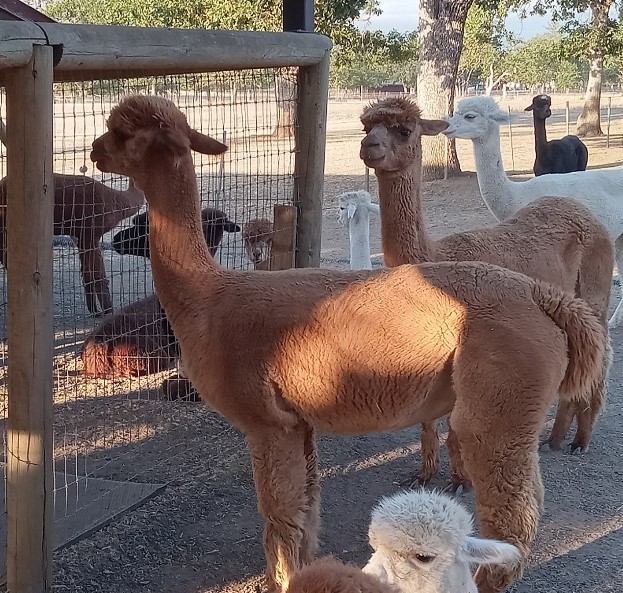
[90,94,606,593]
[286,558,398,593]
[0,118,144,315]
[243,217,273,269]
[360,97,613,490]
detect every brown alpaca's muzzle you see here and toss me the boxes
[90,134,112,172]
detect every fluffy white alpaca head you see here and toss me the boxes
[362,490,520,593]
[337,190,380,227]
[443,96,510,141]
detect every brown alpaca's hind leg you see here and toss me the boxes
[299,423,320,565]
[78,245,113,315]
[445,424,472,492]
[451,336,562,592]
[415,420,440,486]
[248,424,315,593]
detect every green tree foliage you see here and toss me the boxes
[504,32,583,88]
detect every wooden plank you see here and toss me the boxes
[0,472,166,585]
[293,52,330,268]
[270,204,297,271]
[5,44,55,593]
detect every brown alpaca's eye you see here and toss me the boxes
[391,125,411,138]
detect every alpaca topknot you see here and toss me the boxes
[455,96,505,118]
[361,97,422,128]
[108,94,190,135]
[369,490,473,555]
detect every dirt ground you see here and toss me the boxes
[5,93,623,593]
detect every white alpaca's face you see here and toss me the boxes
[443,110,492,140]
[363,543,476,593]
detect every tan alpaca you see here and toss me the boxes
[360,96,614,490]
[90,95,607,593]
[287,557,399,593]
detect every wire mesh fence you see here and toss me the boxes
[0,65,304,580]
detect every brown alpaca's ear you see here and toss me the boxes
[125,127,190,163]
[420,119,449,136]
[189,129,228,155]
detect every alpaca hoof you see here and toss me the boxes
[444,478,471,495]
[539,438,562,452]
[566,442,588,455]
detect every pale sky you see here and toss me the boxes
[354,1,552,41]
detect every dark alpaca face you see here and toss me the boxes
[112,209,240,259]
[525,95,551,119]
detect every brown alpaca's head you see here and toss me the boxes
[360,97,448,173]
[90,95,227,185]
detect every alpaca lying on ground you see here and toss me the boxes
[112,207,240,258]
[363,489,521,593]
[525,94,588,176]
[360,97,614,489]
[0,118,144,315]
[243,217,274,270]
[90,95,607,593]
[337,190,380,270]
[84,207,238,384]
[81,293,178,377]
[442,96,623,329]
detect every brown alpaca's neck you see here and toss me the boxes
[376,165,436,267]
[140,160,221,322]
[533,116,548,156]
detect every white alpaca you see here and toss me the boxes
[363,490,521,593]
[337,190,380,270]
[443,96,623,329]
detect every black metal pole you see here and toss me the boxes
[283,0,314,32]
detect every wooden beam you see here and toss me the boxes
[270,204,297,270]
[36,23,330,80]
[6,44,55,593]
[0,21,46,69]
[293,50,330,268]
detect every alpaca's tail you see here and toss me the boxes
[532,281,607,402]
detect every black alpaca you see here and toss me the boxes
[525,94,588,176]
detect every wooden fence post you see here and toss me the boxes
[293,48,330,268]
[270,204,298,270]
[6,44,55,593]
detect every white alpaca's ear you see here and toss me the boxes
[491,109,510,124]
[460,536,521,566]
[347,204,357,219]
[367,203,380,215]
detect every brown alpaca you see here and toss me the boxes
[287,557,398,593]
[90,95,607,593]
[0,119,145,315]
[243,217,274,270]
[360,97,614,490]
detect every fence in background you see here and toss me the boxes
[0,22,330,592]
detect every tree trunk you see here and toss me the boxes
[417,0,473,180]
[273,68,297,139]
[576,1,612,137]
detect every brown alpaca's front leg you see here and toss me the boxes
[248,424,314,593]
[78,245,113,315]
[300,423,320,565]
